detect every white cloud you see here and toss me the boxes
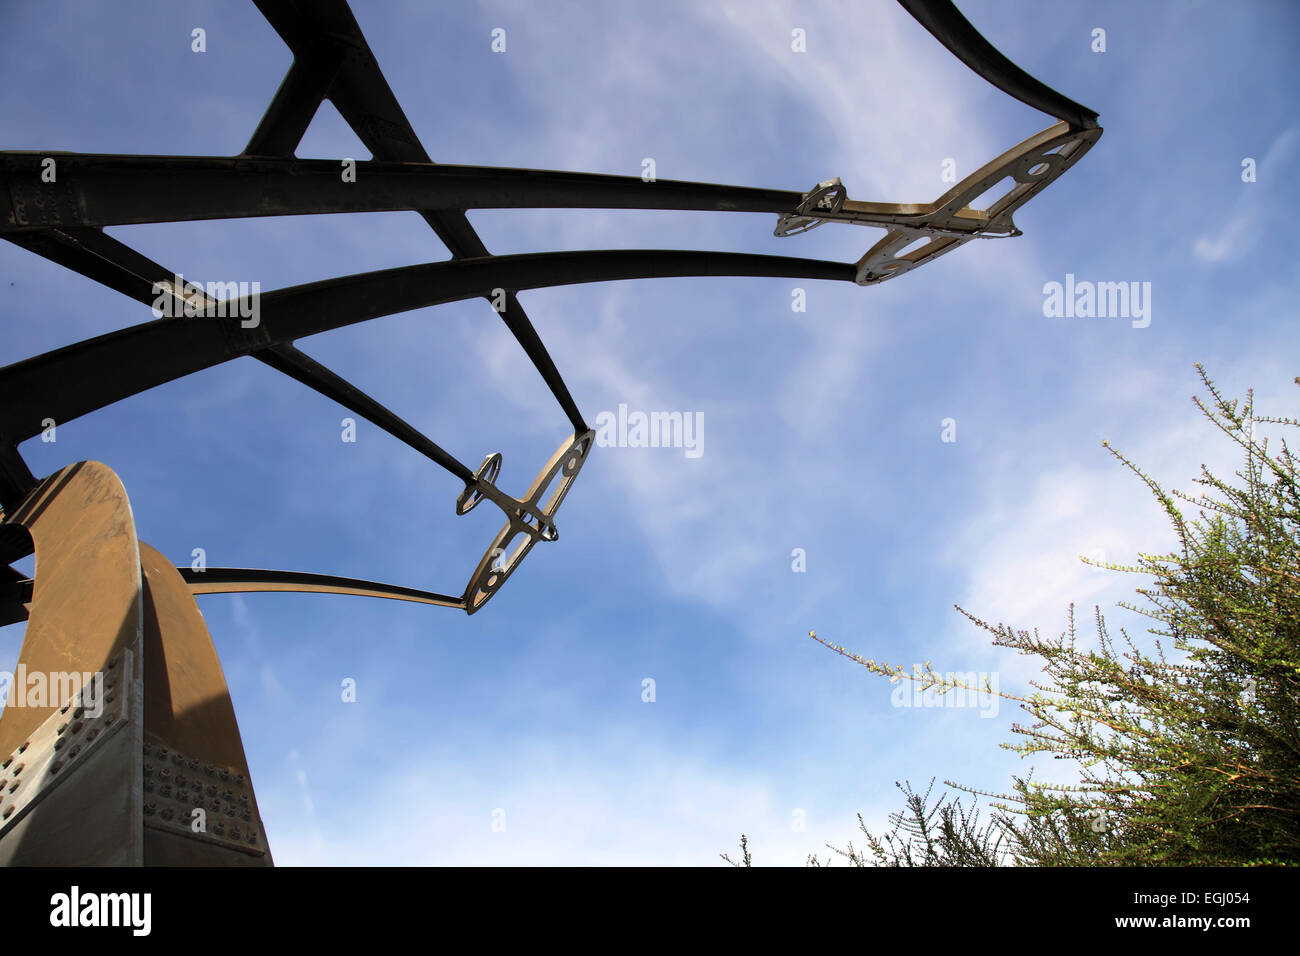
[262,735,879,866]
[1193,215,1251,263]
[943,355,1298,711]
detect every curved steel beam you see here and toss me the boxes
[0,227,477,483]
[0,154,801,231]
[2,524,472,613]
[0,249,855,444]
[254,0,591,435]
[0,0,1105,623]
[0,559,466,613]
[180,567,465,610]
[256,343,477,483]
[898,0,1100,130]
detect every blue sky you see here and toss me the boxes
[1,0,1297,864]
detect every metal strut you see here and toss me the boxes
[0,0,1101,614]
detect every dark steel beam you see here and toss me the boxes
[0,153,801,231]
[0,249,855,443]
[0,527,33,625]
[0,439,37,512]
[4,227,177,302]
[257,344,476,483]
[0,570,30,627]
[2,229,477,482]
[898,0,1100,130]
[242,37,347,156]
[254,0,591,434]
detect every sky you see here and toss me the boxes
[1,0,1297,865]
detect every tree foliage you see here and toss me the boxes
[729,367,1300,866]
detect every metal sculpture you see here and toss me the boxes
[0,0,1101,864]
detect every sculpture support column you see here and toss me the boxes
[0,462,271,865]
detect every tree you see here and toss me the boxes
[728,367,1300,866]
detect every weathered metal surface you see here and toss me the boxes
[0,683,143,865]
[0,646,137,866]
[0,462,143,757]
[137,544,273,863]
[0,470,273,865]
[0,466,146,865]
[138,544,251,776]
[141,736,269,863]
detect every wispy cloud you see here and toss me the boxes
[1,0,1296,866]
[1193,126,1298,263]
